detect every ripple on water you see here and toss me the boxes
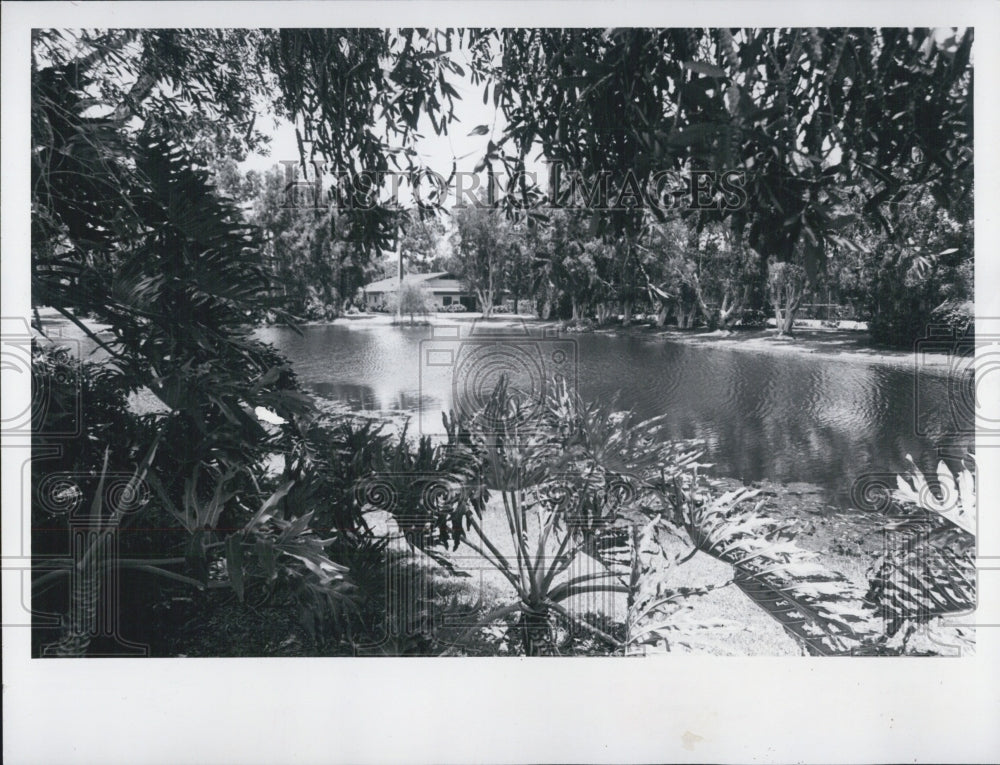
[261,325,960,496]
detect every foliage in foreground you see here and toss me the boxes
[862,457,976,654]
[353,376,977,657]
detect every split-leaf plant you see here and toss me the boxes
[372,375,897,656]
[861,456,976,654]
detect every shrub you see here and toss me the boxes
[389,280,432,324]
[735,308,768,329]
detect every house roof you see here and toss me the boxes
[363,271,467,294]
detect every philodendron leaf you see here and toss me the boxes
[245,480,294,529]
[679,484,875,654]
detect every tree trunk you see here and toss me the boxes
[719,292,733,328]
[540,297,552,320]
[517,607,555,656]
[677,304,696,329]
[478,289,493,318]
[622,299,633,326]
[691,275,712,325]
[718,286,747,329]
[774,283,804,336]
[655,304,669,327]
[779,298,798,335]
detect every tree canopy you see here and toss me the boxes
[34,27,973,335]
[485,28,972,268]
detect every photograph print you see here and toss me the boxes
[26,26,977,658]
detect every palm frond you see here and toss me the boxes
[625,516,735,654]
[676,485,873,655]
[892,455,975,535]
[867,458,976,644]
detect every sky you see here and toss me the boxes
[238,43,548,212]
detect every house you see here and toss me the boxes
[361,271,478,310]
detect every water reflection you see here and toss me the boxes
[261,324,976,501]
[47,316,972,503]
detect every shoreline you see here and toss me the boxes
[33,306,957,372]
[289,311,958,373]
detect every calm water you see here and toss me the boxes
[257,320,974,507]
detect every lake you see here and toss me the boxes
[257,319,974,508]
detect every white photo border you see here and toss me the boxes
[3,3,999,763]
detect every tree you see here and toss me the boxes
[855,189,973,345]
[474,28,972,326]
[248,166,371,319]
[526,217,558,319]
[500,223,533,315]
[399,213,448,273]
[768,260,809,336]
[391,279,432,325]
[640,217,708,328]
[609,235,647,326]
[530,209,595,321]
[212,158,264,204]
[449,207,517,317]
